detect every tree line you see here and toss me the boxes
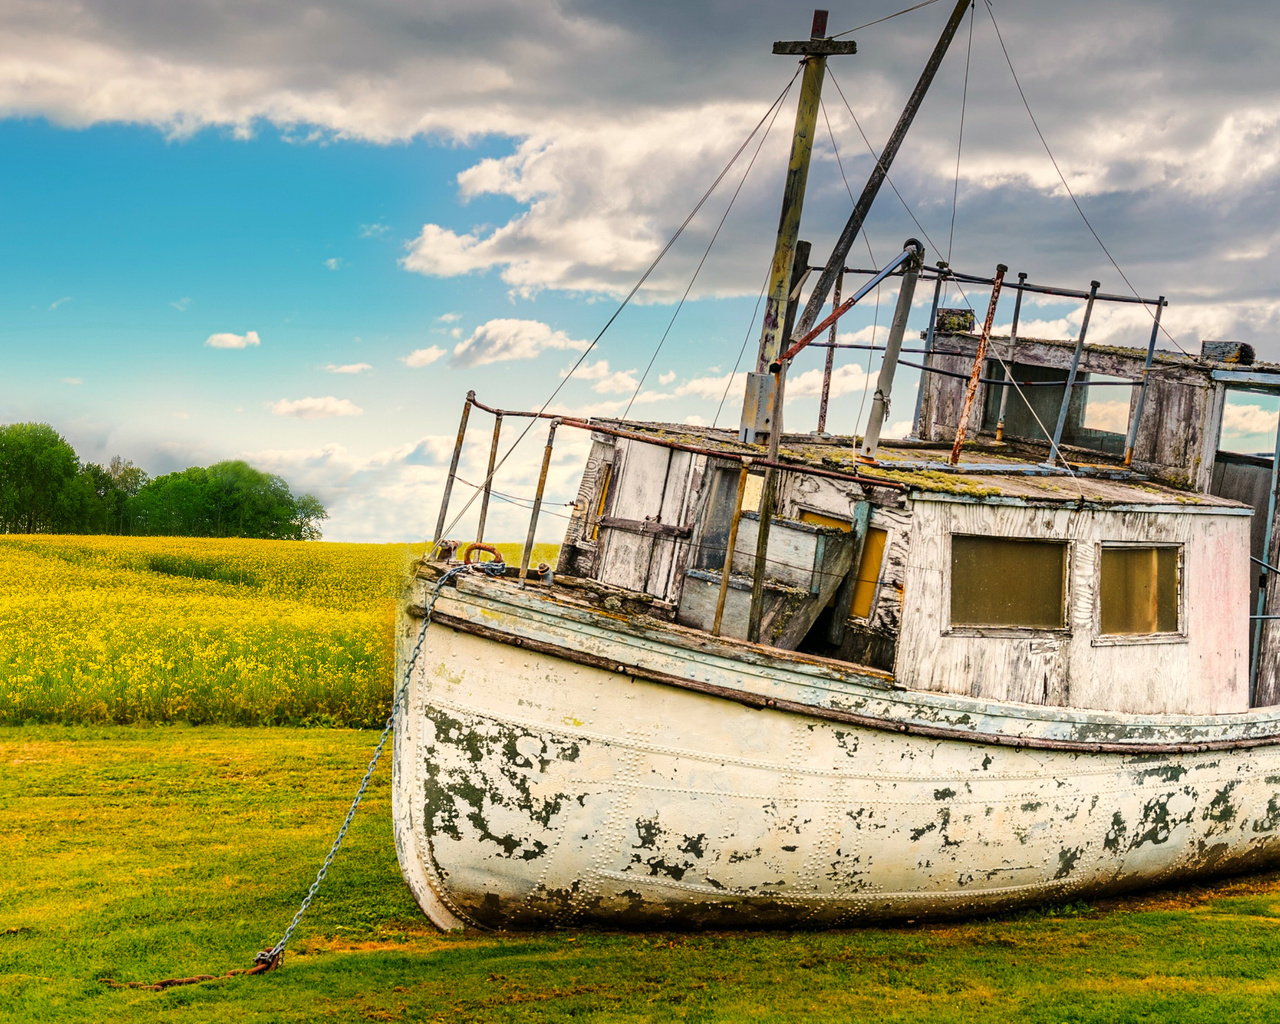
[0,422,328,539]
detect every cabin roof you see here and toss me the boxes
[592,419,1248,510]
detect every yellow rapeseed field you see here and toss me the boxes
[0,535,556,727]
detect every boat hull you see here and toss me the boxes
[393,578,1280,930]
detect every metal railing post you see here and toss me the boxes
[475,412,502,545]
[862,241,925,460]
[520,418,560,579]
[1049,282,1099,463]
[1123,298,1165,468]
[816,272,842,434]
[910,261,949,438]
[995,271,1028,442]
[431,390,474,557]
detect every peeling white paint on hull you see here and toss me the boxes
[393,596,1280,931]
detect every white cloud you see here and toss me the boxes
[271,396,363,419]
[1223,402,1279,437]
[61,376,82,385]
[787,364,873,400]
[675,371,745,401]
[400,346,445,368]
[452,318,589,368]
[436,311,462,323]
[205,330,260,349]
[49,296,71,310]
[359,222,390,238]
[170,296,191,312]
[323,256,345,270]
[322,362,373,374]
[658,371,676,385]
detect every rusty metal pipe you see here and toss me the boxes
[949,266,1007,465]
[712,461,753,636]
[431,390,474,556]
[475,412,502,545]
[1049,281,1100,463]
[520,419,560,579]
[1123,298,1164,467]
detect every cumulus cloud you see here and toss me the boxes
[205,330,260,349]
[452,318,589,367]
[1223,402,1279,439]
[322,362,372,374]
[400,346,445,368]
[4,1,1280,351]
[323,256,345,270]
[271,395,363,419]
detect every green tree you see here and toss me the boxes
[0,423,83,533]
[127,460,327,540]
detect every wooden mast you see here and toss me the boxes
[738,10,856,444]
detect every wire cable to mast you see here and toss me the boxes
[981,0,1187,357]
[830,0,946,38]
[622,71,796,418]
[821,97,882,432]
[946,1,975,265]
[430,67,803,549]
[826,64,1074,473]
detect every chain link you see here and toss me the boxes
[255,564,469,969]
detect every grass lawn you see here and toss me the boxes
[6,726,1280,1023]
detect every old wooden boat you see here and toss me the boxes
[393,6,1280,929]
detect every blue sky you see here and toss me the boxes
[4,0,1280,540]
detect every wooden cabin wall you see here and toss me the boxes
[915,334,1224,493]
[556,435,616,578]
[1128,376,1222,492]
[914,350,988,442]
[896,497,1250,715]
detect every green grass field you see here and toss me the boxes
[5,725,1280,1023]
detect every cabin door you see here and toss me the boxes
[596,440,695,600]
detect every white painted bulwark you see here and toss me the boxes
[393,575,1280,931]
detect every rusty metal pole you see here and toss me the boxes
[520,419,560,579]
[1123,298,1165,467]
[949,265,1007,466]
[475,411,502,545]
[861,241,923,461]
[431,390,474,557]
[1049,281,1100,464]
[712,461,753,637]
[816,271,843,434]
[910,261,949,438]
[994,271,1027,443]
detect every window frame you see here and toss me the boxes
[1091,541,1187,647]
[943,533,1072,637]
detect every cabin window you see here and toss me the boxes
[950,536,1067,629]
[1099,545,1179,635]
[851,527,888,620]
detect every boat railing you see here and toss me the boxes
[431,392,905,582]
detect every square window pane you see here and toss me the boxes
[951,536,1066,628]
[1100,546,1178,634]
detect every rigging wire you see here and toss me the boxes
[946,1,975,265]
[712,273,770,429]
[429,66,804,550]
[826,65,1074,472]
[821,97,882,434]
[981,0,1188,357]
[622,72,796,418]
[830,0,946,38]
